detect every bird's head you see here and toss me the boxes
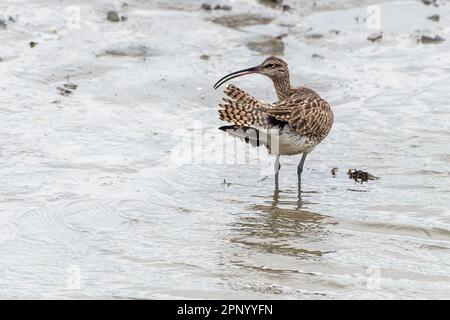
[213,56,289,89]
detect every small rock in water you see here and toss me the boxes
[214,4,232,11]
[0,19,7,29]
[305,33,324,40]
[202,3,232,11]
[200,54,210,60]
[201,3,212,10]
[417,30,445,44]
[421,0,437,6]
[29,41,38,48]
[211,14,273,29]
[331,167,338,176]
[99,43,155,57]
[347,169,378,183]
[107,11,121,22]
[312,53,324,59]
[427,14,440,22]
[329,29,340,35]
[258,0,283,8]
[367,31,383,42]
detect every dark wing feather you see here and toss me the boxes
[263,89,334,141]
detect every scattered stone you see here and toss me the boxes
[99,43,155,57]
[427,14,440,22]
[222,179,232,187]
[421,0,437,6]
[417,30,445,44]
[107,11,121,22]
[247,36,285,55]
[367,31,383,42]
[0,19,7,29]
[200,54,210,60]
[312,53,324,59]
[121,15,128,21]
[282,5,291,12]
[201,3,212,10]
[305,33,324,40]
[29,41,38,48]
[331,167,338,176]
[214,4,232,11]
[347,169,378,183]
[258,0,283,8]
[329,29,340,35]
[211,14,273,29]
[0,57,3,62]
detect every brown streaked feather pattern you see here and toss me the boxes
[224,84,260,107]
[218,84,270,128]
[263,88,334,142]
[217,72,333,158]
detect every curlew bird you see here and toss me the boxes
[214,56,334,191]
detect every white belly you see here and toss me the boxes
[267,125,316,156]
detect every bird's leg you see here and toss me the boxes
[274,155,281,192]
[297,153,308,193]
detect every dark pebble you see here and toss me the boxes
[367,31,383,42]
[214,4,232,11]
[331,167,338,176]
[420,34,445,44]
[107,11,120,22]
[347,169,378,183]
[201,3,212,10]
[312,53,324,59]
[421,0,437,6]
[427,14,440,22]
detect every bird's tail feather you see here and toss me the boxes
[219,125,267,148]
[218,84,268,128]
[223,84,260,107]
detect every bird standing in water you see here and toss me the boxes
[214,56,333,192]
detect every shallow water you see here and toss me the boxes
[0,0,450,299]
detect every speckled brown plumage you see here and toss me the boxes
[214,56,334,190]
[264,87,334,143]
[218,82,333,151]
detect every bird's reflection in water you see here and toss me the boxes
[230,188,336,260]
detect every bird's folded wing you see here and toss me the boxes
[262,93,332,137]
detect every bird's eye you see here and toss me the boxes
[265,63,276,69]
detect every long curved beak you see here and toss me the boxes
[213,66,259,89]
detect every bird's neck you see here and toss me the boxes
[272,74,291,100]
